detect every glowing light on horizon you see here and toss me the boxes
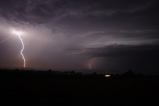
[105,74,111,78]
[11,29,26,68]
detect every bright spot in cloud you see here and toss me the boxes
[11,29,24,36]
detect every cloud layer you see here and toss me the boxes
[0,0,159,74]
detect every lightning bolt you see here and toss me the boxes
[17,34,26,68]
[88,60,93,70]
[88,58,96,70]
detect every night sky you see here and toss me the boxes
[0,0,159,74]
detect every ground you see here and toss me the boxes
[0,70,159,105]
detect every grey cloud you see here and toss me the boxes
[0,0,157,23]
[0,0,159,73]
[81,44,159,74]
[83,44,159,57]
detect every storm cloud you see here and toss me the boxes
[0,0,159,74]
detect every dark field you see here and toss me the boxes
[0,70,159,105]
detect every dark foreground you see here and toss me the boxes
[0,70,159,105]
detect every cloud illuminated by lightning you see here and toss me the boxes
[11,29,26,68]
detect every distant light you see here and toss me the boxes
[105,74,111,78]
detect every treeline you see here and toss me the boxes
[0,69,158,80]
